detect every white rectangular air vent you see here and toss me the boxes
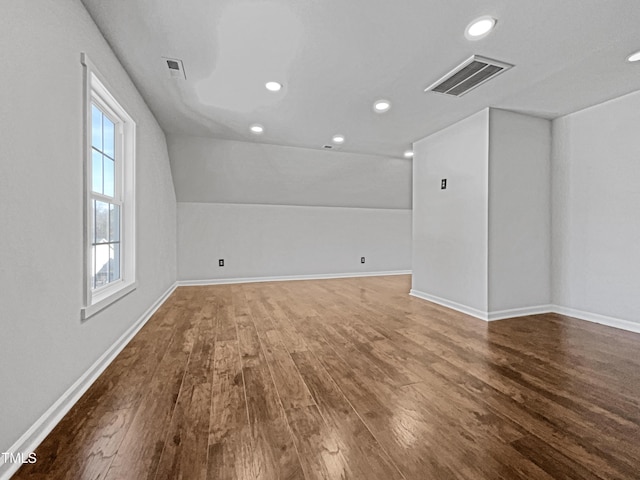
[425,55,512,97]
[162,57,186,80]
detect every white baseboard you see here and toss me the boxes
[409,289,491,321]
[0,282,178,480]
[3,280,637,479]
[409,289,640,333]
[552,305,640,334]
[487,305,554,321]
[179,270,412,287]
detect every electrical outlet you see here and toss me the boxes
[441,179,447,189]
[361,257,366,264]
[218,259,224,267]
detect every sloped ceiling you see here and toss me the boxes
[81,0,640,157]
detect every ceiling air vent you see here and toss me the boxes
[425,55,512,97]
[162,57,186,80]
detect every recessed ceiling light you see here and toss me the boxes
[332,134,345,144]
[250,124,264,134]
[265,81,282,91]
[465,16,497,40]
[404,150,414,158]
[373,99,391,113]
[627,50,640,62]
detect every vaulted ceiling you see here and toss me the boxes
[82,0,640,158]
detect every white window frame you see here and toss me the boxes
[81,53,136,320]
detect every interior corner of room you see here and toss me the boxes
[1,0,640,479]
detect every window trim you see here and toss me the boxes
[81,53,137,320]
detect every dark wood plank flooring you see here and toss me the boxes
[14,275,640,479]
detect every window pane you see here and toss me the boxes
[95,200,109,243]
[92,150,103,194]
[109,204,120,242]
[95,244,110,288]
[103,116,115,159]
[91,104,103,151]
[109,243,121,282]
[103,158,115,197]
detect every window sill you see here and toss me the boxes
[81,281,137,321]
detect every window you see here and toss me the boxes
[82,54,136,319]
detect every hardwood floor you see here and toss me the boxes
[14,275,640,479]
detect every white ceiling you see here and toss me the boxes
[81,0,640,158]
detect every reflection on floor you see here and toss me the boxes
[15,275,640,479]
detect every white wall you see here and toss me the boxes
[168,135,412,209]
[178,203,411,280]
[412,110,490,312]
[552,90,640,325]
[0,0,176,456]
[488,110,551,312]
[170,136,412,281]
[412,109,552,318]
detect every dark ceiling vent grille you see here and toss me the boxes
[162,57,186,80]
[425,55,513,97]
